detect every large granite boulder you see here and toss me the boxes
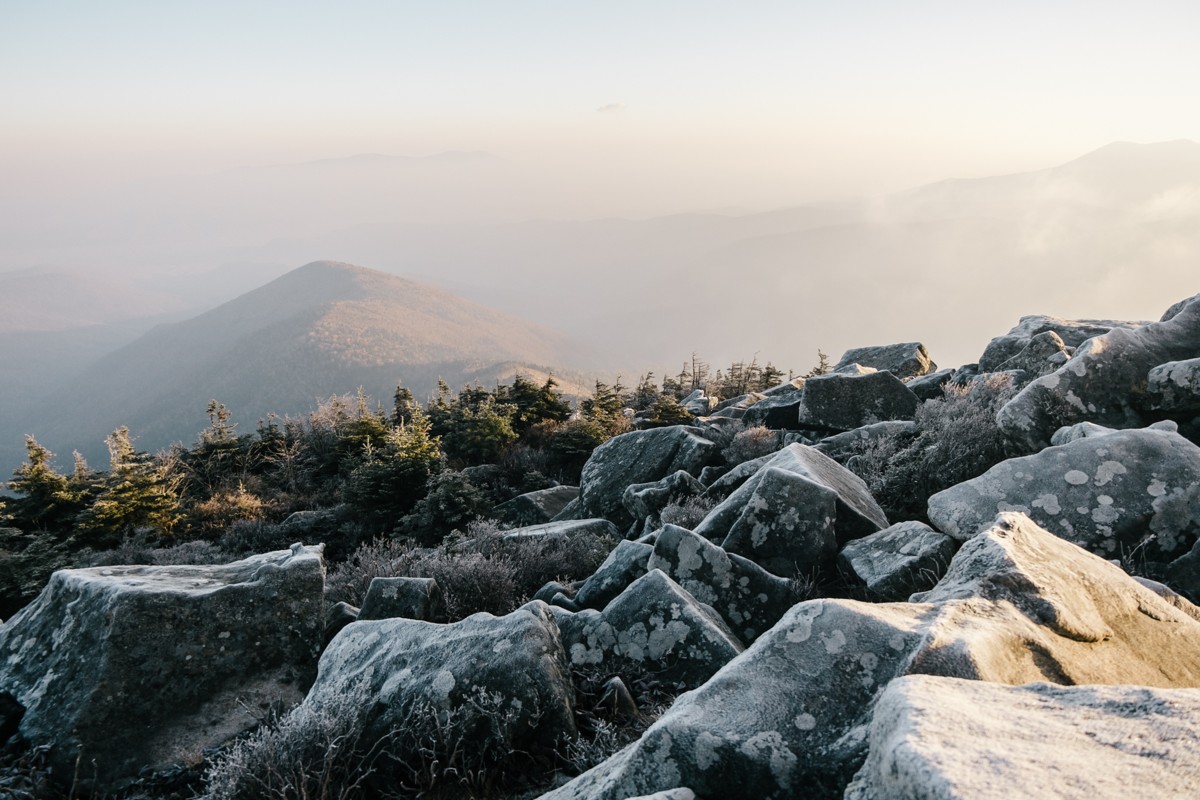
[493,485,580,526]
[834,342,936,379]
[978,315,1145,372]
[795,371,919,432]
[695,444,888,575]
[0,544,326,788]
[539,513,1200,800]
[566,427,718,528]
[996,294,1200,451]
[310,601,576,769]
[553,569,743,688]
[837,521,958,602]
[648,524,795,642]
[740,391,807,429]
[1144,357,1200,413]
[993,329,1072,380]
[846,676,1200,800]
[357,576,444,622]
[927,426,1200,563]
[573,540,653,610]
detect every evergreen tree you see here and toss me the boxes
[344,409,445,525]
[76,427,182,547]
[1,436,90,536]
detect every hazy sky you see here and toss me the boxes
[4,0,1200,212]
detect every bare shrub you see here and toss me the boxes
[325,538,417,609]
[721,424,780,465]
[659,494,718,530]
[850,374,1017,521]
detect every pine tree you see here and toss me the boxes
[76,427,182,547]
[1,436,89,536]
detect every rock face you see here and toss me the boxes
[846,676,1200,800]
[357,576,444,622]
[0,544,326,787]
[695,444,888,574]
[573,540,653,610]
[541,513,1200,800]
[905,368,953,401]
[553,569,743,687]
[812,421,917,463]
[493,485,580,526]
[837,521,958,601]
[311,601,576,766]
[834,342,936,379]
[796,371,919,432]
[996,294,1200,451]
[622,470,706,532]
[978,315,1145,372]
[648,525,795,642]
[1145,357,1200,413]
[569,427,718,528]
[993,329,1071,380]
[927,426,1200,563]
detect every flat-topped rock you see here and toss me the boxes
[796,371,919,432]
[834,342,936,379]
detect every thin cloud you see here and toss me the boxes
[596,103,626,113]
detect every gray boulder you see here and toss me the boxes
[996,294,1200,451]
[978,315,1146,372]
[0,544,325,788]
[993,329,1071,380]
[740,391,807,429]
[553,569,743,687]
[648,524,795,642]
[568,426,718,528]
[573,540,653,610]
[622,470,706,531]
[927,426,1200,562]
[709,392,765,419]
[493,485,580,526]
[501,518,621,543]
[796,371,919,432]
[539,513,1200,800]
[834,342,936,379]
[1145,357,1200,413]
[357,576,444,622]
[311,601,576,766]
[905,368,954,401]
[703,453,774,499]
[846,676,1200,800]
[762,377,806,396]
[837,521,957,601]
[812,420,917,463]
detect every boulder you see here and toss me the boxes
[812,421,917,463]
[905,368,954,401]
[553,569,743,688]
[703,453,774,499]
[834,342,936,379]
[568,427,718,528]
[978,315,1145,372]
[324,600,360,646]
[740,391,807,429]
[846,676,1200,800]
[680,390,713,415]
[996,294,1200,451]
[648,524,795,642]
[501,518,621,543]
[540,513,1200,800]
[927,426,1200,563]
[573,540,653,610]
[796,371,919,432]
[837,521,957,602]
[357,576,444,622]
[310,601,576,767]
[833,363,879,376]
[761,377,806,396]
[993,329,1072,380]
[622,470,706,531]
[696,445,888,560]
[1145,357,1200,413]
[0,544,325,788]
[493,485,580,527]
[709,392,765,419]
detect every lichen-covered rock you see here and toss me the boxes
[708,392,765,419]
[796,371,919,432]
[978,315,1145,372]
[648,524,795,642]
[927,426,1200,562]
[574,540,653,610]
[996,294,1199,451]
[553,570,743,687]
[0,544,326,788]
[1145,357,1200,413]
[501,518,622,543]
[834,342,936,379]
[905,368,954,401]
[311,601,576,764]
[493,485,580,526]
[567,427,718,528]
[837,522,957,601]
[994,329,1072,380]
[540,513,1200,800]
[622,470,706,532]
[357,576,444,622]
[695,445,888,566]
[813,421,917,463]
[846,676,1200,800]
[740,390,807,429]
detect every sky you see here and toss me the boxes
[4,0,1200,212]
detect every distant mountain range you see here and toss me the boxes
[0,261,590,472]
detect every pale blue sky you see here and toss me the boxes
[3,1,1200,202]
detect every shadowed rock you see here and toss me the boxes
[834,342,936,379]
[493,485,580,526]
[837,521,958,601]
[796,371,919,432]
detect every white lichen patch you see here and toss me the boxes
[1032,494,1062,515]
[1064,470,1089,486]
[1094,461,1127,486]
[431,669,456,698]
[821,629,847,655]
[793,712,817,731]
